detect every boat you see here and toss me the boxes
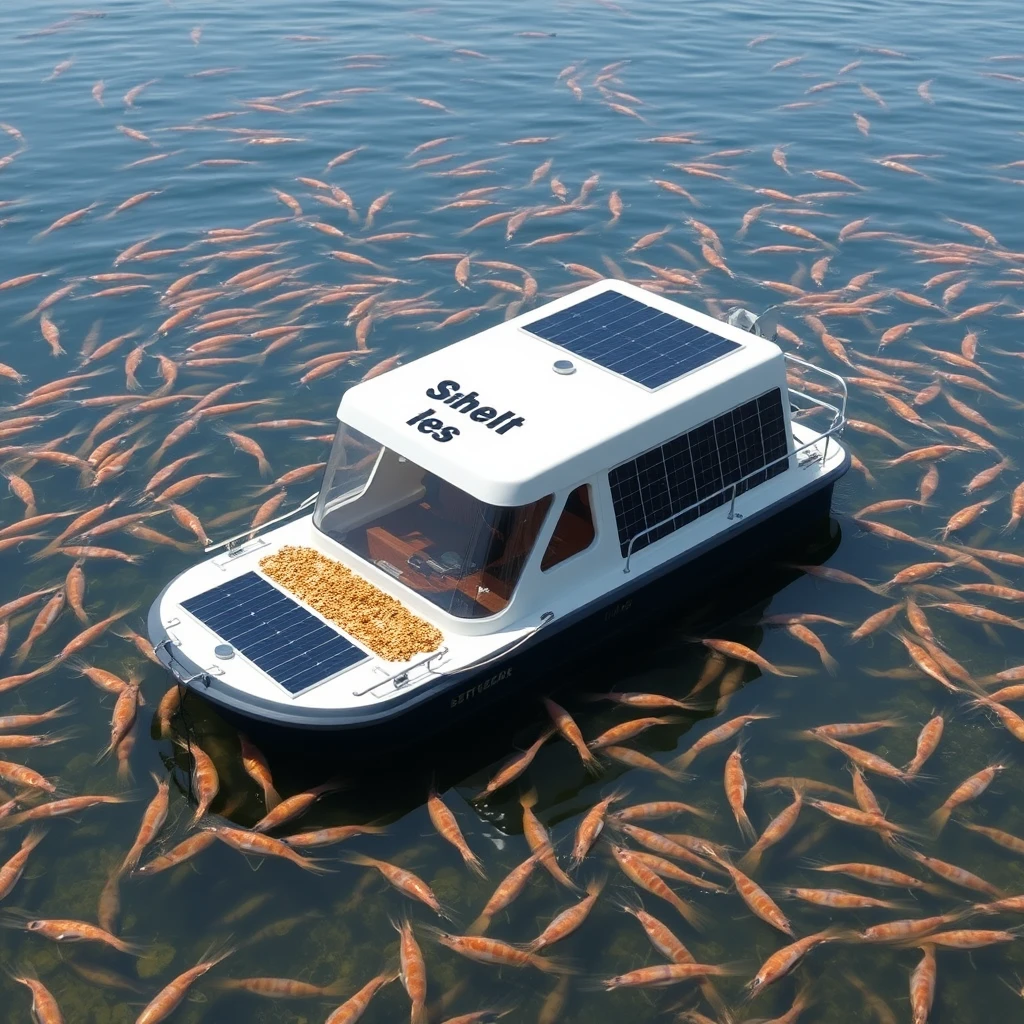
[148,279,850,739]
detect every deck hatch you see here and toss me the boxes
[181,572,368,695]
[609,388,789,556]
[522,288,741,390]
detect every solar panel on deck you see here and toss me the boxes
[523,289,741,390]
[181,572,367,696]
[609,388,789,557]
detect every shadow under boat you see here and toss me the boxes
[164,514,842,837]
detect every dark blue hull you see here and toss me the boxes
[149,451,848,746]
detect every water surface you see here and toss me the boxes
[2,0,1024,1021]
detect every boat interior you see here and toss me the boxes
[316,443,597,619]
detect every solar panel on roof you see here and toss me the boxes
[181,572,367,696]
[522,289,741,390]
[609,388,789,557]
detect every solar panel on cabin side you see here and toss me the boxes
[181,572,367,695]
[522,289,741,390]
[609,388,789,557]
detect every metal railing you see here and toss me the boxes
[352,611,555,695]
[203,489,319,555]
[352,646,450,697]
[440,611,555,675]
[622,360,847,575]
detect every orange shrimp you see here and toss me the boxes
[176,739,219,827]
[811,861,942,894]
[570,791,622,869]
[432,931,567,973]
[906,715,944,776]
[780,887,904,910]
[0,794,131,829]
[428,787,484,877]
[610,845,705,929]
[617,823,724,877]
[909,945,936,1024]
[903,850,1005,898]
[135,832,218,875]
[740,790,803,872]
[819,736,911,781]
[603,962,736,990]
[11,972,64,1024]
[613,800,713,823]
[588,715,682,749]
[808,719,902,739]
[971,895,1024,915]
[543,698,601,773]
[701,639,794,676]
[24,918,140,955]
[619,902,691,961]
[284,824,387,849]
[929,763,1004,833]
[958,821,1024,855]
[209,826,332,874]
[747,929,844,996]
[253,780,343,833]
[705,847,793,935]
[628,850,726,892]
[600,745,683,780]
[528,877,604,951]
[216,977,344,997]
[672,713,774,770]
[121,773,169,873]
[806,799,915,838]
[857,913,962,943]
[473,726,554,800]
[0,828,46,900]
[239,734,281,810]
[468,852,539,935]
[520,790,576,890]
[344,853,448,916]
[136,947,234,1023]
[395,917,427,1024]
[325,971,398,1024]
[0,760,55,793]
[851,765,883,815]
[724,741,756,842]
[925,929,1019,949]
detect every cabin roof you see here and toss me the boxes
[339,280,785,506]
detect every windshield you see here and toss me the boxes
[313,421,385,522]
[314,429,551,619]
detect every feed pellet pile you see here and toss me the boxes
[260,545,444,662]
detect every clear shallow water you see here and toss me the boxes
[1,0,1024,1021]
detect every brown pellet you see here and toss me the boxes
[260,545,443,662]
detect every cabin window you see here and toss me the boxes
[315,444,552,618]
[608,388,789,558]
[313,422,385,522]
[541,485,596,571]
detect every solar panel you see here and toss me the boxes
[609,388,789,557]
[181,572,367,696]
[522,289,741,390]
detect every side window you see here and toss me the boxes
[541,485,596,571]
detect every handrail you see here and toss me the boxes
[351,645,450,697]
[622,369,847,575]
[353,611,554,695]
[203,489,320,555]
[784,353,848,424]
[440,611,555,675]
